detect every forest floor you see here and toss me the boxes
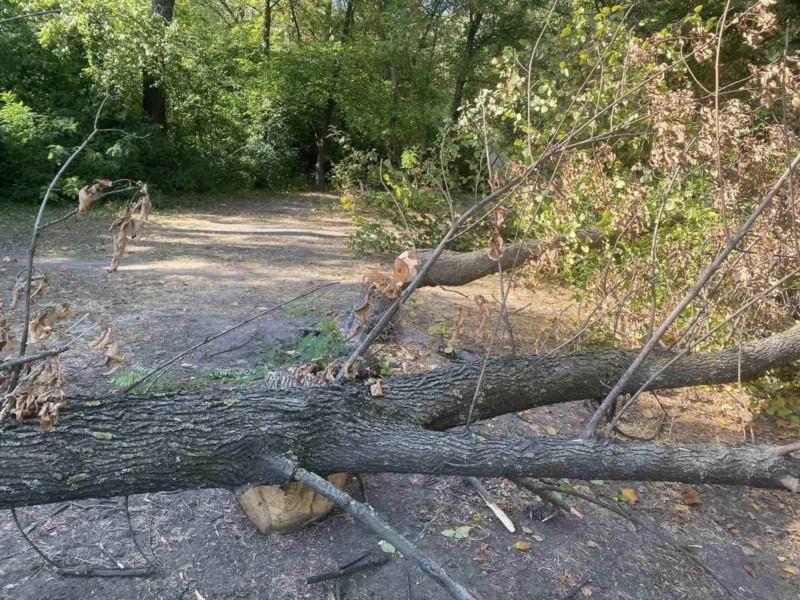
[1,193,799,600]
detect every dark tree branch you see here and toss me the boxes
[291,467,477,600]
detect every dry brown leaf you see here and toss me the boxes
[487,206,509,261]
[580,587,593,597]
[743,564,758,578]
[0,311,11,353]
[370,381,384,397]
[131,185,151,239]
[621,488,638,504]
[29,275,49,303]
[682,487,703,506]
[77,179,112,214]
[108,210,132,273]
[28,303,70,345]
[741,546,755,557]
[89,328,114,351]
[488,232,505,261]
[38,409,54,432]
[103,341,123,374]
[10,282,21,308]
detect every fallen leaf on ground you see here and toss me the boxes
[783,566,798,576]
[103,341,123,374]
[682,487,703,506]
[741,546,755,556]
[514,541,531,552]
[621,488,638,503]
[522,526,533,534]
[743,564,757,578]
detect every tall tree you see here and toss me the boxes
[314,0,355,190]
[143,0,175,127]
[451,5,483,123]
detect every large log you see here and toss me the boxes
[2,326,800,508]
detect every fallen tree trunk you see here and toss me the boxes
[2,325,800,508]
[414,241,540,287]
[342,230,602,340]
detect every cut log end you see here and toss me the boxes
[235,473,349,533]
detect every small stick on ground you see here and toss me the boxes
[292,468,478,600]
[306,553,389,585]
[10,507,155,578]
[465,477,515,532]
[121,282,338,394]
[509,477,583,519]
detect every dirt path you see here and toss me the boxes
[1,194,799,599]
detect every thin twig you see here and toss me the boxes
[585,152,800,437]
[0,8,61,25]
[11,95,110,390]
[306,554,389,585]
[120,282,337,394]
[10,507,154,578]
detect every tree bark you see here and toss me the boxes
[314,0,355,191]
[262,0,272,56]
[451,9,483,124]
[3,326,800,508]
[142,0,174,127]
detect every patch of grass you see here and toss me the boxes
[282,297,324,318]
[205,365,271,385]
[111,365,198,393]
[293,319,345,366]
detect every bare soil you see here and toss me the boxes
[1,193,799,600]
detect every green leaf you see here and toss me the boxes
[378,540,396,554]
[441,529,456,538]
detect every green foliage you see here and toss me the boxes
[441,526,472,539]
[746,365,800,422]
[293,319,345,365]
[111,365,195,394]
[205,365,271,385]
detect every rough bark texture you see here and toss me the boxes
[414,242,539,288]
[3,326,800,508]
[142,0,174,127]
[314,0,355,191]
[451,9,483,123]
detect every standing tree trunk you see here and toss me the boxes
[315,97,335,190]
[263,0,273,56]
[143,0,175,127]
[314,0,355,191]
[450,8,483,124]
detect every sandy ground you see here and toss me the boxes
[1,193,799,600]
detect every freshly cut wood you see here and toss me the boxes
[236,473,349,533]
[393,250,419,284]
